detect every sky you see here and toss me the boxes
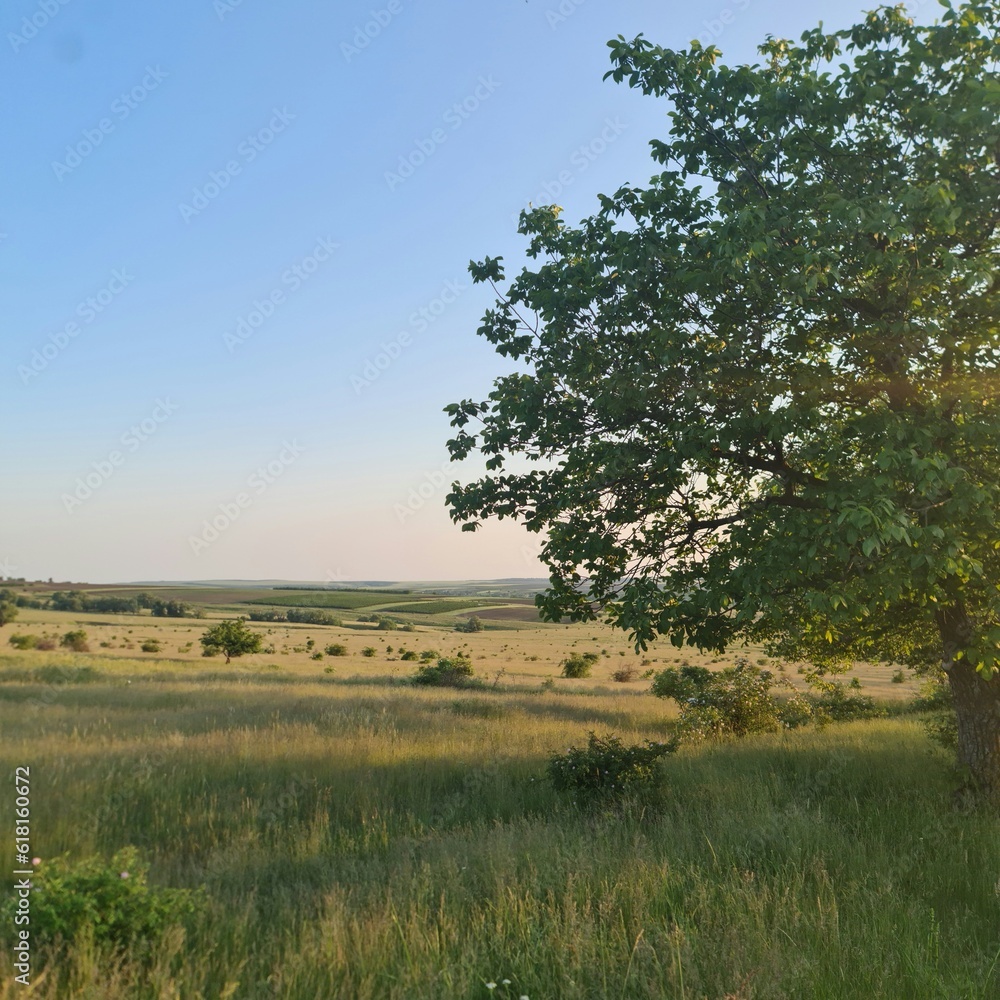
[2,0,937,584]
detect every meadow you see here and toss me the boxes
[0,606,994,998]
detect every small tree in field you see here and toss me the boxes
[200,618,262,664]
[446,4,1000,800]
[0,590,19,628]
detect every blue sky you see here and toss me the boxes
[2,0,931,583]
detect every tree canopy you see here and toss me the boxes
[446,3,1000,794]
[200,618,263,664]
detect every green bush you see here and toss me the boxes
[361,646,376,657]
[813,683,887,722]
[8,634,39,650]
[561,652,599,679]
[324,643,348,657]
[60,630,89,653]
[455,615,484,633]
[140,640,160,653]
[400,650,418,661]
[547,732,678,800]
[652,659,803,741]
[1,849,203,951]
[412,655,476,687]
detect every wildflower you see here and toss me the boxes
[31,858,40,866]
[486,984,497,991]
[502,980,511,986]
[119,871,129,879]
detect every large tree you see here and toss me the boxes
[446,4,1000,796]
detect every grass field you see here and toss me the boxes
[2,605,990,999]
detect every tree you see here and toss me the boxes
[0,590,19,628]
[199,618,262,664]
[446,4,1000,798]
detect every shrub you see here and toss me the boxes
[891,669,906,684]
[412,654,476,687]
[311,651,323,660]
[324,643,347,657]
[611,664,639,683]
[0,849,203,951]
[652,659,788,740]
[547,732,678,800]
[813,682,887,722]
[139,640,160,653]
[561,652,599,679]
[60,630,89,653]
[376,617,399,631]
[36,638,57,650]
[361,646,376,657]
[8,634,39,650]
[400,650,418,661]
[419,649,438,660]
[455,615,484,633]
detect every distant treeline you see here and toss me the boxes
[247,609,342,625]
[27,590,202,618]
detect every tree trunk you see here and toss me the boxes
[938,605,1000,803]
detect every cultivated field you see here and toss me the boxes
[0,598,992,998]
